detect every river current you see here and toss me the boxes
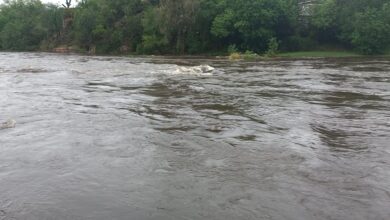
[0,52,389,220]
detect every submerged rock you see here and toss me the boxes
[174,65,215,76]
[0,119,16,130]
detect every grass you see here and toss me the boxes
[384,49,390,57]
[278,51,361,58]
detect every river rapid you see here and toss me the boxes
[0,52,389,220]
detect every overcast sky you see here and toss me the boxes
[0,0,76,6]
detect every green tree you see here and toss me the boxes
[311,0,390,51]
[1,0,389,54]
[72,0,144,53]
[159,0,201,53]
[211,0,298,53]
[139,6,167,54]
[0,0,59,50]
[351,4,390,54]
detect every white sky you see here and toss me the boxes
[0,0,76,6]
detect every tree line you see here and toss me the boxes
[0,0,389,55]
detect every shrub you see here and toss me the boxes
[229,52,241,60]
[242,50,259,59]
[227,44,238,54]
[266,37,279,57]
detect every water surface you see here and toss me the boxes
[1,53,389,220]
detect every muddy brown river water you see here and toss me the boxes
[0,52,389,220]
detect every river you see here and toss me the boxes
[0,52,389,220]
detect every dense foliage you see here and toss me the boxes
[0,0,389,54]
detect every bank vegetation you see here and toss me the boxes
[0,0,389,56]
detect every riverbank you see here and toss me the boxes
[224,50,390,61]
[3,49,389,61]
[277,51,362,58]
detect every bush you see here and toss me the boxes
[138,35,168,54]
[227,44,238,53]
[242,50,259,59]
[351,6,390,54]
[229,52,241,60]
[266,37,279,57]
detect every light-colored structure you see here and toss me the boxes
[299,0,322,17]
